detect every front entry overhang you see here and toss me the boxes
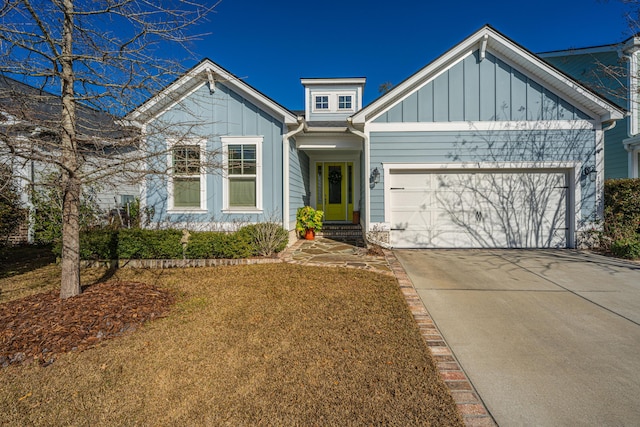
[296,133,363,151]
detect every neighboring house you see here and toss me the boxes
[540,37,640,179]
[0,75,139,243]
[126,25,623,249]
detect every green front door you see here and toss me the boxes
[321,162,353,222]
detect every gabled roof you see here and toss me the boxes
[351,25,625,125]
[126,58,299,126]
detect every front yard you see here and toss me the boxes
[0,261,462,426]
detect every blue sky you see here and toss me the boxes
[185,0,634,111]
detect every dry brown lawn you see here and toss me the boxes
[0,260,463,426]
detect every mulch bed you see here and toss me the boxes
[0,281,174,368]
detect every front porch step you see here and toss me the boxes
[316,224,365,246]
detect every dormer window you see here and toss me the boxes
[315,95,329,110]
[338,95,352,110]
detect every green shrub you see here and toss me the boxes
[238,223,288,256]
[184,231,219,259]
[604,179,640,245]
[31,174,104,246]
[118,229,182,259]
[0,166,24,245]
[79,228,118,260]
[610,237,640,260]
[212,232,254,259]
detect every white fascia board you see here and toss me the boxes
[301,78,366,86]
[353,26,624,125]
[381,161,581,170]
[367,120,595,132]
[128,59,298,126]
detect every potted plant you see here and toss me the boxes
[296,206,323,240]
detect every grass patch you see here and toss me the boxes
[0,263,462,426]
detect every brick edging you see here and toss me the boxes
[383,249,497,427]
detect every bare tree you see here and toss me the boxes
[0,0,217,298]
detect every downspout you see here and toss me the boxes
[282,117,305,230]
[346,117,368,232]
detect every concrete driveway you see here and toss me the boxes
[394,249,640,426]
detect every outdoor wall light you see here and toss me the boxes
[370,167,380,184]
[582,165,596,182]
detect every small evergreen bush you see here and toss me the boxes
[79,229,118,260]
[610,237,640,260]
[603,179,640,259]
[184,231,219,259]
[118,229,182,259]
[212,232,254,259]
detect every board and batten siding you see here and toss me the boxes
[374,50,591,124]
[368,129,597,223]
[145,82,285,225]
[289,138,310,227]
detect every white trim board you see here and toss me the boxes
[367,120,596,132]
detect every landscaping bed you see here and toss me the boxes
[0,263,463,426]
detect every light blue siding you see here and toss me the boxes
[145,82,286,225]
[433,74,449,122]
[374,50,591,123]
[479,52,496,120]
[369,129,597,224]
[418,82,434,122]
[464,53,480,121]
[403,92,419,122]
[289,139,310,226]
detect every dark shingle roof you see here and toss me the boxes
[0,75,128,140]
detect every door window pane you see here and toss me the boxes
[317,165,323,206]
[328,165,342,204]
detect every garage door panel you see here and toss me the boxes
[389,170,568,249]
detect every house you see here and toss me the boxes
[539,36,639,179]
[0,75,140,243]
[126,25,623,249]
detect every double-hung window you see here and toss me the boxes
[169,140,206,211]
[222,136,263,211]
[338,95,352,110]
[315,95,329,110]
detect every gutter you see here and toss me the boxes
[282,116,306,230]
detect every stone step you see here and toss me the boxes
[316,223,364,246]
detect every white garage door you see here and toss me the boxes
[389,170,568,248]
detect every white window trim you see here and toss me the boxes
[221,136,264,213]
[337,94,355,112]
[167,138,208,213]
[313,94,331,112]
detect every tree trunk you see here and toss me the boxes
[59,0,81,299]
